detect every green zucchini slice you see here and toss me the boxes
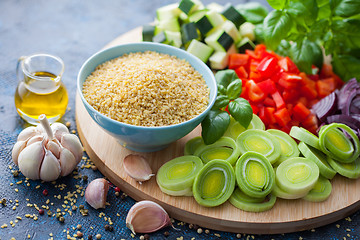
[289,126,320,150]
[184,136,204,155]
[319,123,360,163]
[236,129,281,164]
[221,4,246,28]
[194,136,241,165]
[186,39,214,63]
[224,114,264,140]
[193,159,236,207]
[327,156,360,179]
[303,176,332,202]
[229,188,276,212]
[235,151,275,198]
[267,129,300,166]
[156,156,203,196]
[298,142,336,179]
[276,157,319,196]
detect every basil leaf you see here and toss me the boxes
[287,0,318,26]
[308,19,329,42]
[317,3,331,20]
[267,0,287,10]
[201,110,230,145]
[331,0,360,18]
[226,79,242,100]
[212,95,230,109]
[217,85,227,95]
[236,2,269,24]
[332,19,360,49]
[215,69,239,89]
[228,98,253,129]
[263,10,293,50]
[276,40,291,57]
[290,39,323,73]
[317,0,329,7]
[332,54,360,82]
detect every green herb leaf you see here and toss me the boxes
[287,0,318,26]
[332,54,360,82]
[236,2,269,24]
[213,95,230,109]
[290,39,323,73]
[215,69,239,89]
[267,0,287,10]
[331,19,360,49]
[228,98,253,129]
[330,0,360,18]
[276,40,292,57]
[317,3,331,20]
[201,110,230,145]
[308,19,329,42]
[226,79,242,100]
[263,10,293,50]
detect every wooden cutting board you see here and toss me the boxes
[75,27,360,234]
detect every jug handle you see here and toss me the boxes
[16,56,26,82]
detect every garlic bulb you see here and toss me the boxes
[12,114,83,181]
[123,154,154,183]
[126,200,172,234]
[85,178,109,209]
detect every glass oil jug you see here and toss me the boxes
[15,53,68,125]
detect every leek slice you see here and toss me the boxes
[319,123,360,163]
[298,142,336,179]
[327,156,360,179]
[193,159,236,207]
[184,136,204,155]
[235,151,275,198]
[290,126,320,150]
[276,157,319,195]
[272,182,309,199]
[223,114,265,140]
[229,188,276,212]
[267,129,300,166]
[194,136,241,165]
[156,156,203,196]
[303,176,332,202]
[236,129,281,164]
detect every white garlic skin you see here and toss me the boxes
[126,200,172,234]
[85,178,109,209]
[12,117,84,181]
[123,154,154,183]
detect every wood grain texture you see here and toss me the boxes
[75,27,360,234]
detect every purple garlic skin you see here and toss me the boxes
[12,115,83,181]
[85,178,109,209]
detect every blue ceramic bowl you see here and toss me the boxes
[77,42,217,152]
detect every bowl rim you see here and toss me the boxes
[77,42,217,130]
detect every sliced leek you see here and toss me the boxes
[327,156,360,179]
[235,151,275,198]
[229,188,276,212]
[193,159,236,207]
[289,126,320,150]
[298,142,336,179]
[319,123,360,163]
[184,136,204,155]
[267,129,300,166]
[194,136,241,165]
[236,129,281,164]
[223,114,265,140]
[156,155,203,196]
[276,157,319,196]
[272,182,309,199]
[303,176,332,202]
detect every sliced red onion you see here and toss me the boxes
[312,91,338,122]
[327,114,360,131]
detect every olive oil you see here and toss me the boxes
[15,71,68,124]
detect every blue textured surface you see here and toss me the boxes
[1,0,360,239]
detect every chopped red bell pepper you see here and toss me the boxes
[228,54,249,69]
[292,102,311,121]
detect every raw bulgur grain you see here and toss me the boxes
[82,51,209,127]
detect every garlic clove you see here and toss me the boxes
[17,126,38,141]
[59,148,77,177]
[61,133,83,164]
[123,154,154,183]
[126,200,172,234]
[40,150,61,182]
[46,140,61,159]
[27,135,45,146]
[51,122,69,141]
[17,142,45,180]
[12,140,26,165]
[85,178,109,209]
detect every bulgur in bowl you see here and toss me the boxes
[77,42,217,152]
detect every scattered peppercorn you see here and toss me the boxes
[188,223,194,229]
[42,189,48,196]
[205,229,210,234]
[79,205,84,210]
[59,216,65,223]
[38,209,44,215]
[77,224,82,230]
[1,198,6,205]
[13,170,19,177]
[115,192,120,197]
[163,231,170,237]
[83,175,88,181]
[96,233,101,239]
[114,187,120,192]
[197,228,203,234]
[72,205,77,211]
[77,231,83,238]
[91,166,98,171]
[193,224,199,230]
[144,234,150,240]
[88,235,93,240]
